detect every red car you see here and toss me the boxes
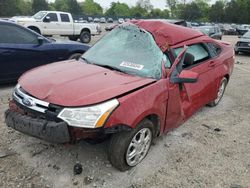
[5,21,234,171]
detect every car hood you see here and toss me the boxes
[19,60,156,107]
[11,16,36,22]
[239,38,250,42]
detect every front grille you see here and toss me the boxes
[13,84,62,121]
[238,42,250,47]
[13,84,49,113]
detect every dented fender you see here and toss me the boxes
[105,79,169,134]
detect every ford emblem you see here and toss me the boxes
[22,97,34,107]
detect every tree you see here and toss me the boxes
[0,0,19,17]
[149,8,170,19]
[166,0,178,18]
[136,0,153,12]
[53,0,81,14]
[17,0,33,15]
[179,2,202,21]
[130,6,148,18]
[80,0,103,16]
[209,1,225,23]
[105,2,130,17]
[68,0,81,15]
[54,0,69,12]
[32,0,48,13]
[194,0,209,21]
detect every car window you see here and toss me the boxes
[207,42,221,57]
[0,24,38,44]
[60,14,70,22]
[175,44,210,66]
[47,13,58,22]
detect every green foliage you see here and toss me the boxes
[105,2,130,17]
[80,0,103,16]
[209,1,225,22]
[1,0,250,24]
[32,0,48,13]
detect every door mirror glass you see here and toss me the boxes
[43,16,50,22]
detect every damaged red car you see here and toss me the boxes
[5,20,234,171]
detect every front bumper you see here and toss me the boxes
[5,110,70,143]
[235,46,250,53]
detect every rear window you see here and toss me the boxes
[60,14,70,22]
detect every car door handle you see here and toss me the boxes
[208,61,216,67]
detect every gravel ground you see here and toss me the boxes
[0,34,250,188]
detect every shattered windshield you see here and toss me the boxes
[82,24,164,79]
[33,11,47,20]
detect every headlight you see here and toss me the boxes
[57,99,119,128]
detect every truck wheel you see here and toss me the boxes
[68,53,82,60]
[207,77,228,107]
[80,31,91,43]
[108,119,154,171]
[29,27,40,34]
[68,36,79,41]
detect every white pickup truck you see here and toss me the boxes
[11,11,102,43]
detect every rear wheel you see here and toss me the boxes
[208,77,228,107]
[68,35,79,41]
[108,119,154,171]
[68,53,82,60]
[79,31,91,43]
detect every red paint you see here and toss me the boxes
[131,20,204,51]
[19,60,155,106]
[16,20,234,139]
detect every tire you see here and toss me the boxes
[79,31,91,43]
[207,77,228,107]
[29,27,40,34]
[235,50,239,55]
[108,119,154,171]
[68,53,82,60]
[68,35,79,41]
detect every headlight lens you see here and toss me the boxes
[57,99,119,128]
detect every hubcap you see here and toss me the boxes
[215,80,226,104]
[126,128,152,166]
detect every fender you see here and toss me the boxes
[105,79,169,134]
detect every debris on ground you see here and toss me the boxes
[73,163,83,175]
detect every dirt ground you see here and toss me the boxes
[0,33,250,188]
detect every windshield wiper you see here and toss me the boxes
[81,57,92,64]
[95,64,127,73]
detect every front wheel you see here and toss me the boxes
[108,119,154,171]
[79,31,91,43]
[207,77,228,107]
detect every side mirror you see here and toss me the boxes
[43,16,50,23]
[171,70,198,84]
[37,36,44,45]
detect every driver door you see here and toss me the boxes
[164,44,217,131]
